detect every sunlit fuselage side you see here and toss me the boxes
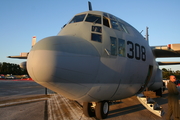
[27,11,161,102]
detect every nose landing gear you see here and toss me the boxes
[83,102,95,117]
[83,101,109,119]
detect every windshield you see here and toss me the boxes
[69,14,86,24]
[85,14,101,24]
[103,12,129,33]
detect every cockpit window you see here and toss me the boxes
[92,26,102,33]
[103,16,110,27]
[69,14,86,24]
[111,20,120,31]
[118,38,126,57]
[110,37,117,56]
[91,33,102,42]
[119,23,129,33]
[103,13,108,18]
[85,14,101,24]
[103,12,129,34]
[109,14,116,20]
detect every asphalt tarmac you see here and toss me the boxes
[0,80,48,120]
[0,80,180,120]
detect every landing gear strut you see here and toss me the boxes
[83,102,95,117]
[83,101,109,119]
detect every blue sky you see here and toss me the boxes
[0,0,180,71]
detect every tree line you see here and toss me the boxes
[162,68,180,80]
[0,62,27,75]
[0,62,180,79]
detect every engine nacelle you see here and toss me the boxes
[20,61,27,69]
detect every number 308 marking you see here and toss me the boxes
[127,41,146,61]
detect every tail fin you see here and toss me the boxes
[32,36,36,47]
[8,36,36,59]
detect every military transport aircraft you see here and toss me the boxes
[8,2,180,119]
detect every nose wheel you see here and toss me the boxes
[83,101,109,119]
[95,101,109,119]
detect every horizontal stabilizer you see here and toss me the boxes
[151,44,180,58]
[7,52,28,59]
[158,62,180,65]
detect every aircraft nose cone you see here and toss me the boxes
[27,36,100,99]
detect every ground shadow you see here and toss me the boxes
[108,103,145,118]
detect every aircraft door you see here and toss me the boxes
[137,65,153,93]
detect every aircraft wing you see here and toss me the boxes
[157,62,180,65]
[151,44,180,58]
[7,52,28,59]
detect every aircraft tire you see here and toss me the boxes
[95,101,109,119]
[83,102,95,117]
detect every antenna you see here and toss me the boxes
[88,1,92,11]
[146,27,149,43]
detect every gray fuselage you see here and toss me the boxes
[27,11,162,102]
